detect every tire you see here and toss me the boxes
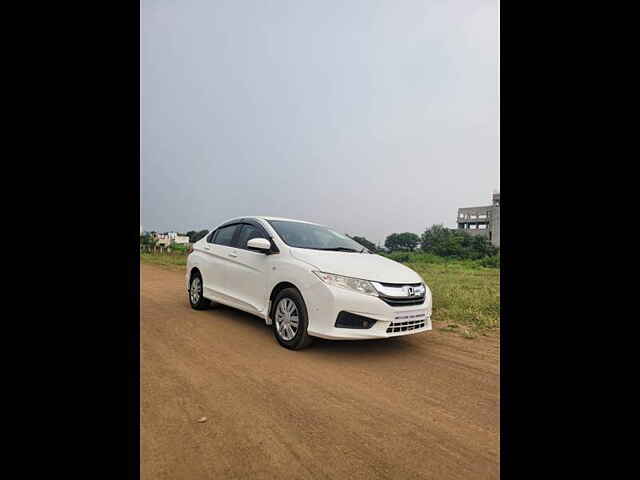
[188,272,211,310]
[272,288,313,350]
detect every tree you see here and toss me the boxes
[140,233,158,247]
[420,224,497,259]
[420,224,454,256]
[348,235,377,252]
[385,232,420,252]
[384,233,401,251]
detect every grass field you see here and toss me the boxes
[406,259,499,338]
[140,252,189,269]
[140,251,499,338]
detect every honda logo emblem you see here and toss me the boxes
[407,286,415,296]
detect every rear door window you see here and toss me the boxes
[213,224,239,247]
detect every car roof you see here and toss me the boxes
[256,216,321,225]
[215,216,323,228]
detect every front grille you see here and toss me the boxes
[375,282,426,307]
[386,312,428,333]
[379,295,425,307]
[386,320,426,333]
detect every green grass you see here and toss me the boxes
[140,252,188,268]
[140,250,500,338]
[168,243,189,252]
[405,257,499,338]
[380,252,500,337]
[382,251,500,269]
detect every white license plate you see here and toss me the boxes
[394,309,427,321]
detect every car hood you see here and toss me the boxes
[289,248,422,284]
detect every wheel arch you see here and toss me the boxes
[188,266,202,287]
[266,281,302,325]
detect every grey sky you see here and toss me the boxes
[141,0,499,245]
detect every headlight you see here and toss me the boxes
[312,271,378,296]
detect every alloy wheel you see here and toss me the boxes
[190,277,201,304]
[275,298,299,341]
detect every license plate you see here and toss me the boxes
[394,309,427,321]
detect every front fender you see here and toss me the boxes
[263,258,320,325]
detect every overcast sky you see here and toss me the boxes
[141,0,499,245]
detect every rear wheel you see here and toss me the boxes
[272,288,313,350]
[189,273,211,310]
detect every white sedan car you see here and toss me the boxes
[186,217,432,349]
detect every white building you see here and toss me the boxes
[173,235,190,245]
[155,232,190,246]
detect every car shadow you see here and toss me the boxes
[311,336,413,354]
[204,303,418,358]
[204,303,271,335]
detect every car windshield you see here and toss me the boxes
[267,220,367,252]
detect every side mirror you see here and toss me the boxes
[247,237,272,253]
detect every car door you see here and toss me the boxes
[200,223,241,302]
[223,223,272,315]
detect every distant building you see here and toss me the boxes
[457,192,500,247]
[154,232,190,246]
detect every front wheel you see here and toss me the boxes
[189,273,211,310]
[272,288,313,350]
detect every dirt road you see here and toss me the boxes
[141,263,499,479]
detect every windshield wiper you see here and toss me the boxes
[315,247,360,252]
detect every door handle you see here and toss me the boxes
[228,252,237,258]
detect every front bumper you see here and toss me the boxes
[303,281,432,340]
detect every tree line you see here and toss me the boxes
[349,224,498,260]
[143,225,497,260]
